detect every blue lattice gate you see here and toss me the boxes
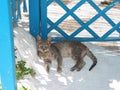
[30,0,120,41]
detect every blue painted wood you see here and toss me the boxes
[11,0,17,26]
[40,0,47,40]
[0,0,17,90]
[30,0,120,41]
[17,0,21,19]
[71,0,117,38]
[52,37,120,42]
[102,22,120,39]
[88,0,120,33]
[56,0,120,41]
[23,0,27,12]
[48,0,99,39]
[29,0,40,38]
[48,19,69,38]
[48,0,86,33]
[47,0,99,38]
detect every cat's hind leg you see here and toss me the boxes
[56,56,63,73]
[76,60,86,71]
[70,56,83,71]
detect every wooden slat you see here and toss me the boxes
[0,0,17,90]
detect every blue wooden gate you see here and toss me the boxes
[30,0,120,41]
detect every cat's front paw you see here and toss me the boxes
[57,67,62,73]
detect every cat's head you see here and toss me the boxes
[37,36,52,58]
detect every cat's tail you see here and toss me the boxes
[86,48,97,71]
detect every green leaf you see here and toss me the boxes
[16,60,35,80]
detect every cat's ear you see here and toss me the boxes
[37,35,41,43]
[47,37,52,43]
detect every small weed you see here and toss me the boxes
[0,61,34,89]
[16,60,35,80]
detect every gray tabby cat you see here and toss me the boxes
[37,36,97,73]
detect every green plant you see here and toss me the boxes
[0,61,34,89]
[16,60,34,80]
